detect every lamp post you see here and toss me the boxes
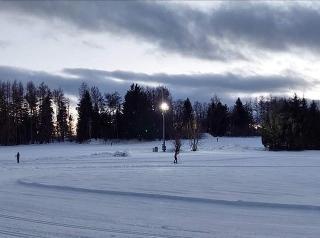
[160,102,169,152]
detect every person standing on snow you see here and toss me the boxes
[16,152,20,164]
[174,151,178,164]
[173,137,181,164]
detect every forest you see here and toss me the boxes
[0,80,319,150]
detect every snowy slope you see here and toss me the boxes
[1,137,320,237]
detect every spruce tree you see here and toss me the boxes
[91,103,100,139]
[1,82,13,145]
[207,97,229,136]
[122,84,153,139]
[182,98,193,138]
[230,98,252,136]
[11,81,26,144]
[305,101,320,148]
[38,90,54,143]
[0,82,7,145]
[25,81,38,143]
[76,90,93,142]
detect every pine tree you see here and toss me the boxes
[11,81,26,144]
[305,101,320,149]
[90,86,104,139]
[91,103,100,139]
[230,98,252,136]
[261,95,320,150]
[182,98,193,138]
[76,90,93,142]
[1,81,13,145]
[67,114,74,141]
[122,84,153,139]
[53,89,68,142]
[25,81,38,143]
[207,97,229,136]
[0,81,7,145]
[105,91,122,139]
[38,89,54,143]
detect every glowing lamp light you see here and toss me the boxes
[160,102,169,152]
[160,102,169,112]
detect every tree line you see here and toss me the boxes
[0,81,73,145]
[261,95,320,150]
[75,83,259,143]
[1,80,319,150]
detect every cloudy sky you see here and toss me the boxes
[1,1,320,104]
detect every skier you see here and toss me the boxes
[16,152,20,164]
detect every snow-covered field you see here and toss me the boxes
[1,135,320,237]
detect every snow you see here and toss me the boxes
[1,136,320,237]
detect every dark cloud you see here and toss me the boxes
[1,2,320,60]
[64,68,311,94]
[0,1,320,59]
[0,66,313,104]
[205,4,320,52]
[0,66,130,98]
[0,1,233,60]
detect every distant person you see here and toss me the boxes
[16,152,20,164]
[217,137,219,142]
[173,137,181,164]
[174,152,178,164]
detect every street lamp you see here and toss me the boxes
[160,102,169,152]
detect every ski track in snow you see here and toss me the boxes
[2,136,320,237]
[17,178,320,211]
[0,213,190,238]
